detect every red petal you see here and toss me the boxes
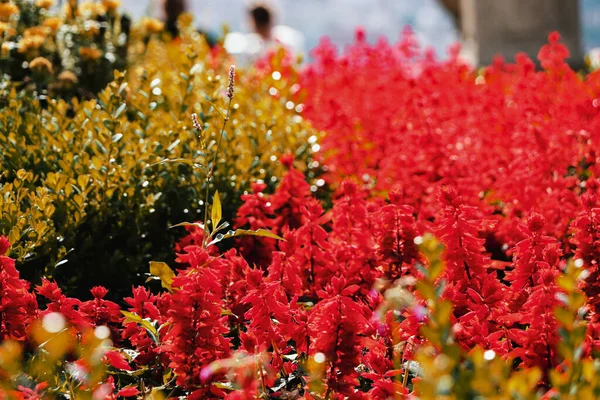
[117,387,140,397]
[104,350,132,371]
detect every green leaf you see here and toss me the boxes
[147,158,206,171]
[118,82,128,96]
[211,190,222,231]
[206,228,284,247]
[211,221,230,235]
[416,280,436,301]
[169,221,205,232]
[231,228,284,240]
[167,139,181,152]
[121,311,159,343]
[113,103,126,119]
[207,99,227,120]
[149,261,175,292]
[214,382,235,390]
[220,308,238,318]
[436,300,453,325]
[148,158,194,167]
[429,259,444,282]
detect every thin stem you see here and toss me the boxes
[258,356,267,397]
[324,297,342,400]
[202,98,232,247]
[402,360,410,387]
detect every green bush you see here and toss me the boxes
[0,26,321,299]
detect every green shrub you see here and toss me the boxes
[0,26,321,299]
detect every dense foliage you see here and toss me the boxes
[0,13,319,298]
[1,2,600,397]
[0,0,135,97]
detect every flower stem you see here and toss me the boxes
[202,98,232,247]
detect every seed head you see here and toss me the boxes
[191,113,202,131]
[227,65,235,100]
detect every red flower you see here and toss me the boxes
[159,249,231,392]
[308,277,374,396]
[0,236,10,255]
[0,239,37,341]
[116,386,140,397]
[104,350,132,371]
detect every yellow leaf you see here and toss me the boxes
[416,281,436,301]
[557,275,575,291]
[429,259,444,281]
[554,307,574,328]
[92,156,103,170]
[582,360,595,381]
[420,325,441,347]
[207,99,227,120]
[436,300,453,325]
[77,174,89,188]
[149,261,175,292]
[211,190,222,231]
[570,291,586,310]
[121,310,159,339]
[148,389,166,400]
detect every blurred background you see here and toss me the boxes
[120,0,600,61]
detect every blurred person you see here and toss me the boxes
[224,1,305,65]
[156,0,218,46]
[163,0,186,38]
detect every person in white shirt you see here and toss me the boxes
[224,1,305,66]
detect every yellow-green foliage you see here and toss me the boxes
[0,170,59,261]
[0,20,321,294]
[396,235,600,399]
[0,316,167,399]
[0,0,137,95]
[127,17,316,193]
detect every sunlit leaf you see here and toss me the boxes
[169,221,205,231]
[206,228,284,247]
[122,311,159,343]
[220,308,238,318]
[211,190,222,231]
[149,261,175,292]
[206,99,227,120]
[114,103,126,119]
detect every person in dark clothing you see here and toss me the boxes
[250,4,274,41]
[164,0,186,38]
[162,0,218,47]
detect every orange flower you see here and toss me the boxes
[81,21,100,38]
[0,3,18,22]
[19,26,48,54]
[58,70,78,87]
[79,2,106,18]
[29,57,53,74]
[17,35,45,54]
[79,46,102,61]
[1,42,13,57]
[62,3,79,19]
[0,21,15,37]
[141,18,164,35]
[58,70,77,83]
[101,0,120,13]
[24,26,49,38]
[43,17,62,34]
[177,12,193,29]
[35,0,54,9]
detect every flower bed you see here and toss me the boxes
[1,4,600,398]
[0,9,319,298]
